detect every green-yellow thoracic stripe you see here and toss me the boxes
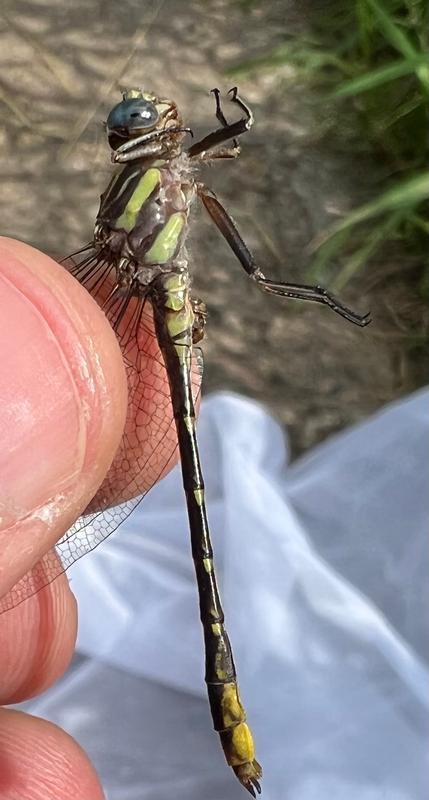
[145,212,186,264]
[116,168,161,232]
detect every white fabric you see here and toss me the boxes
[24,389,429,799]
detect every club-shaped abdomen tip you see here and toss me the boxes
[233,759,263,796]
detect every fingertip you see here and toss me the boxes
[0,708,105,800]
[0,556,77,704]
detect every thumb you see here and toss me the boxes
[0,237,128,600]
[0,237,127,704]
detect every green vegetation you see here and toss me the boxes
[230,0,429,292]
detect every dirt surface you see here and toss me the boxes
[1,0,425,456]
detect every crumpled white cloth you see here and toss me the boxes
[24,389,429,800]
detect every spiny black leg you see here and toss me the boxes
[228,86,254,126]
[211,87,239,150]
[188,86,254,158]
[198,185,371,327]
[113,126,193,163]
[211,88,230,129]
[257,277,371,326]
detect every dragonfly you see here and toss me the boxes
[2,86,370,795]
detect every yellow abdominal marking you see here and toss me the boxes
[165,292,185,311]
[229,723,255,765]
[116,168,161,232]
[203,556,212,573]
[221,683,246,727]
[194,489,204,507]
[211,622,222,635]
[215,655,227,681]
[165,307,193,339]
[145,211,185,264]
[183,414,194,434]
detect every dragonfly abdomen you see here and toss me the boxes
[151,270,262,796]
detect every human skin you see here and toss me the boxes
[0,238,175,799]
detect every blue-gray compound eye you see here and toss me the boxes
[106,98,159,134]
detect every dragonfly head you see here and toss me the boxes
[106,88,187,161]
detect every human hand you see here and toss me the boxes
[0,237,129,800]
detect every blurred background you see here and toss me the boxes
[1,1,428,799]
[1,0,427,454]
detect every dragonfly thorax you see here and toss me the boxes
[94,154,194,293]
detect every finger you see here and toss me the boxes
[0,708,104,800]
[0,237,128,599]
[0,237,127,700]
[0,561,76,704]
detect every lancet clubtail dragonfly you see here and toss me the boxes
[2,87,370,795]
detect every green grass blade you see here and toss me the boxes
[383,93,424,128]
[317,172,429,242]
[307,228,352,281]
[416,64,429,92]
[332,210,404,290]
[365,0,418,59]
[227,43,350,79]
[334,58,426,96]
[407,213,429,234]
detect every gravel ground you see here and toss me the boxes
[1,0,425,456]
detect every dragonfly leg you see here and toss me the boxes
[211,87,233,129]
[188,87,253,159]
[198,185,371,327]
[112,126,193,163]
[211,87,240,151]
[197,91,241,160]
[197,145,241,162]
[191,296,207,343]
[152,273,262,796]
